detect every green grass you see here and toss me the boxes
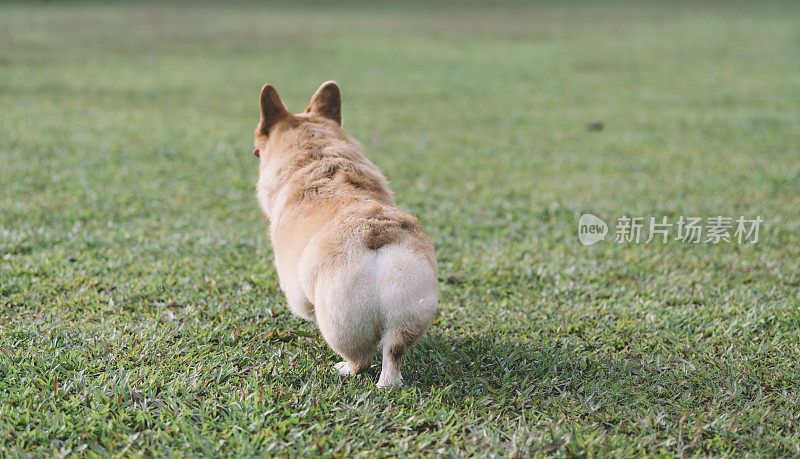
[2,1,800,456]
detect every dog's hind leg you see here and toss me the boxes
[333,354,372,377]
[377,330,412,388]
[313,299,376,377]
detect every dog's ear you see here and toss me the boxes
[305,81,341,125]
[259,84,289,136]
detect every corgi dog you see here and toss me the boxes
[253,81,438,388]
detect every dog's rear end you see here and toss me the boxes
[301,204,438,387]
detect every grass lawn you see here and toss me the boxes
[2,0,800,456]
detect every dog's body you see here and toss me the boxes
[253,81,438,387]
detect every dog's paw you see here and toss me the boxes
[376,374,403,389]
[334,361,353,376]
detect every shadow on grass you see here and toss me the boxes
[402,332,646,407]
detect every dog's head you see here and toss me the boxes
[252,81,343,160]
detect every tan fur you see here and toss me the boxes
[253,81,438,388]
